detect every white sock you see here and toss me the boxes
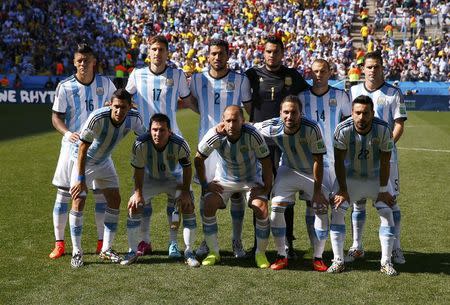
[202,215,219,253]
[140,203,152,243]
[126,213,142,253]
[93,191,106,241]
[69,210,83,255]
[270,205,287,256]
[375,201,395,264]
[351,199,366,249]
[102,207,120,252]
[230,195,245,241]
[330,201,349,261]
[255,217,270,253]
[183,213,197,253]
[53,189,70,241]
[313,212,329,258]
[392,204,401,249]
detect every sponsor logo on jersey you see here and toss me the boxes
[377,96,387,105]
[96,87,104,95]
[259,146,268,154]
[317,140,325,150]
[226,82,235,91]
[166,79,174,87]
[329,98,337,106]
[387,140,394,150]
[285,77,292,86]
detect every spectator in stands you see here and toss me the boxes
[1,75,10,88]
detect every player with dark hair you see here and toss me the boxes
[189,38,252,259]
[347,51,407,265]
[49,43,116,259]
[245,36,309,259]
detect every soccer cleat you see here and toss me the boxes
[232,239,246,258]
[49,241,65,259]
[255,252,270,269]
[313,257,328,272]
[137,241,153,256]
[202,251,221,266]
[270,255,288,270]
[120,251,138,266]
[380,262,399,276]
[185,251,200,268]
[71,252,84,268]
[196,240,209,257]
[99,248,122,263]
[96,240,103,255]
[168,241,182,259]
[392,248,406,264]
[327,259,345,273]
[344,247,365,263]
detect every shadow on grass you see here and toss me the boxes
[332,250,450,275]
[0,104,53,141]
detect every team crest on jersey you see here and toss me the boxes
[240,146,249,153]
[166,79,174,87]
[377,96,387,105]
[226,82,235,91]
[285,77,292,86]
[370,138,380,145]
[329,98,337,106]
[96,87,104,95]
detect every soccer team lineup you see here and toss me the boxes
[50,35,407,277]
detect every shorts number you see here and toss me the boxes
[153,88,162,102]
[214,92,220,104]
[158,163,166,172]
[394,179,399,191]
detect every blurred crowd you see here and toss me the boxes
[0,0,448,83]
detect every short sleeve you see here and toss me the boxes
[178,70,191,99]
[131,142,146,168]
[125,69,137,95]
[52,83,67,113]
[198,127,220,157]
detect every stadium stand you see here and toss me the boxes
[0,0,448,82]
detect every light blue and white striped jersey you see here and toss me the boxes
[198,125,270,183]
[126,66,190,134]
[52,74,116,133]
[75,107,146,165]
[334,117,394,179]
[190,70,251,139]
[255,117,327,174]
[131,132,191,181]
[298,86,351,165]
[350,82,407,162]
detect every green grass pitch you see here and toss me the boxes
[0,104,449,305]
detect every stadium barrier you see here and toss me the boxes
[1,81,448,111]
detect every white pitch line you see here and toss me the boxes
[397,147,450,153]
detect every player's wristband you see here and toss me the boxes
[379,186,388,193]
[78,175,86,182]
[64,131,72,140]
[200,181,208,189]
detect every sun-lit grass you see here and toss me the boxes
[0,106,449,305]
